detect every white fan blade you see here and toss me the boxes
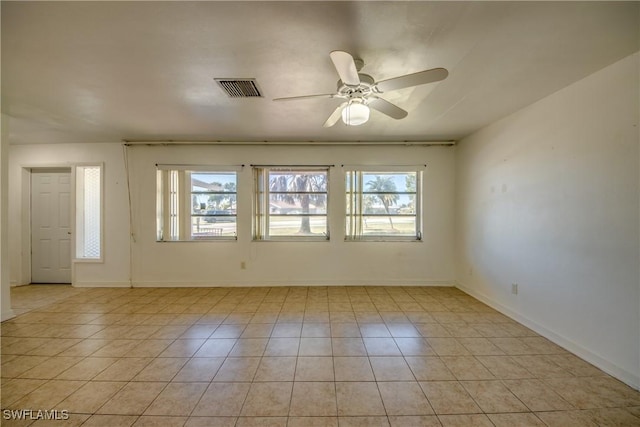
[375,68,448,93]
[273,93,336,101]
[323,102,348,127]
[368,96,408,119]
[330,51,360,86]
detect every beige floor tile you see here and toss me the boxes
[425,338,470,357]
[144,382,208,415]
[58,380,125,413]
[173,357,224,382]
[131,357,189,382]
[437,414,494,426]
[388,415,441,426]
[405,357,456,381]
[474,355,533,379]
[330,323,361,337]
[158,339,206,357]
[81,414,138,427]
[394,338,435,356]
[213,357,261,382]
[456,337,504,355]
[488,338,535,355]
[1,355,50,378]
[336,382,386,416]
[535,410,598,426]
[440,356,495,380]
[12,379,85,410]
[91,340,140,357]
[30,413,90,427]
[387,324,421,338]
[304,312,330,323]
[19,356,83,379]
[5,285,640,425]
[185,416,237,426]
[192,382,251,416]
[337,416,390,427]
[295,356,334,381]
[180,324,218,339]
[329,312,357,323]
[0,378,47,407]
[93,357,152,381]
[97,381,167,415]
[240,381,293,416]
[290,382,337,416]
[229,338,269,357]
[264,338,300,356]
[487,412,546,426]
[133,416,188,426]
[253,356,296,382]
[298,338,332,356]
[287,416,338,427]
[332,338,367,356]
[511,355,572,378]
[240,323,274,338]
[360,324,391,338]
[419,381,481,414]
[235,416,287,427]
[414,324,452,338]
[271,323,302,337]
[370,357,415,381]
[461,380,528,413]
[334,357,375,381]
[378,381,434,415]
[194,338,236,357]
[302,323,331,337]
[127,339,173,357]
[363,338,402,356]
[502,378,574,411]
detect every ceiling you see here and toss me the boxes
[2,1,638,145]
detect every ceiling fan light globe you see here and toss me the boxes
[341,102,370,126]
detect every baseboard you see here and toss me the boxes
[1,308,16,322]
[131,280,455,288]
[455,281,640,390]
[73,281,132,288]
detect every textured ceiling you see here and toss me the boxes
[2,1,638,144]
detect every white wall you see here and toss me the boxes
[9,143,131,287]
[455,53,639,388]
[127,144,456,287]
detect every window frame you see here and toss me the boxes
[156,165,239,242]
[253,166,330,241]
[345,166,423,242]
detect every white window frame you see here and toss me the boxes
[157,165,239,241]
[253,166,330,241]
[75,163,104,261]
[345,166,423,242]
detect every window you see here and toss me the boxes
[346,169,422,240]
[157,167,237,240]
[254,167,329,240]
[76,165,102,259]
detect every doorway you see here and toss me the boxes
[30,168,72,283]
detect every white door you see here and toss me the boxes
[31,169,72,283]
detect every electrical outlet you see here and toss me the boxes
[240,261,246,270]
[511,283,518,295]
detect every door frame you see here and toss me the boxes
[20,165,75,285]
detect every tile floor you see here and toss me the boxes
[2,285,640,427]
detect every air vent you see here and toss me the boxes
[214,78,263,98]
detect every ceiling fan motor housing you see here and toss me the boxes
[337,74,376,101]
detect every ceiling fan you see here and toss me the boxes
[273,51,448,127]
